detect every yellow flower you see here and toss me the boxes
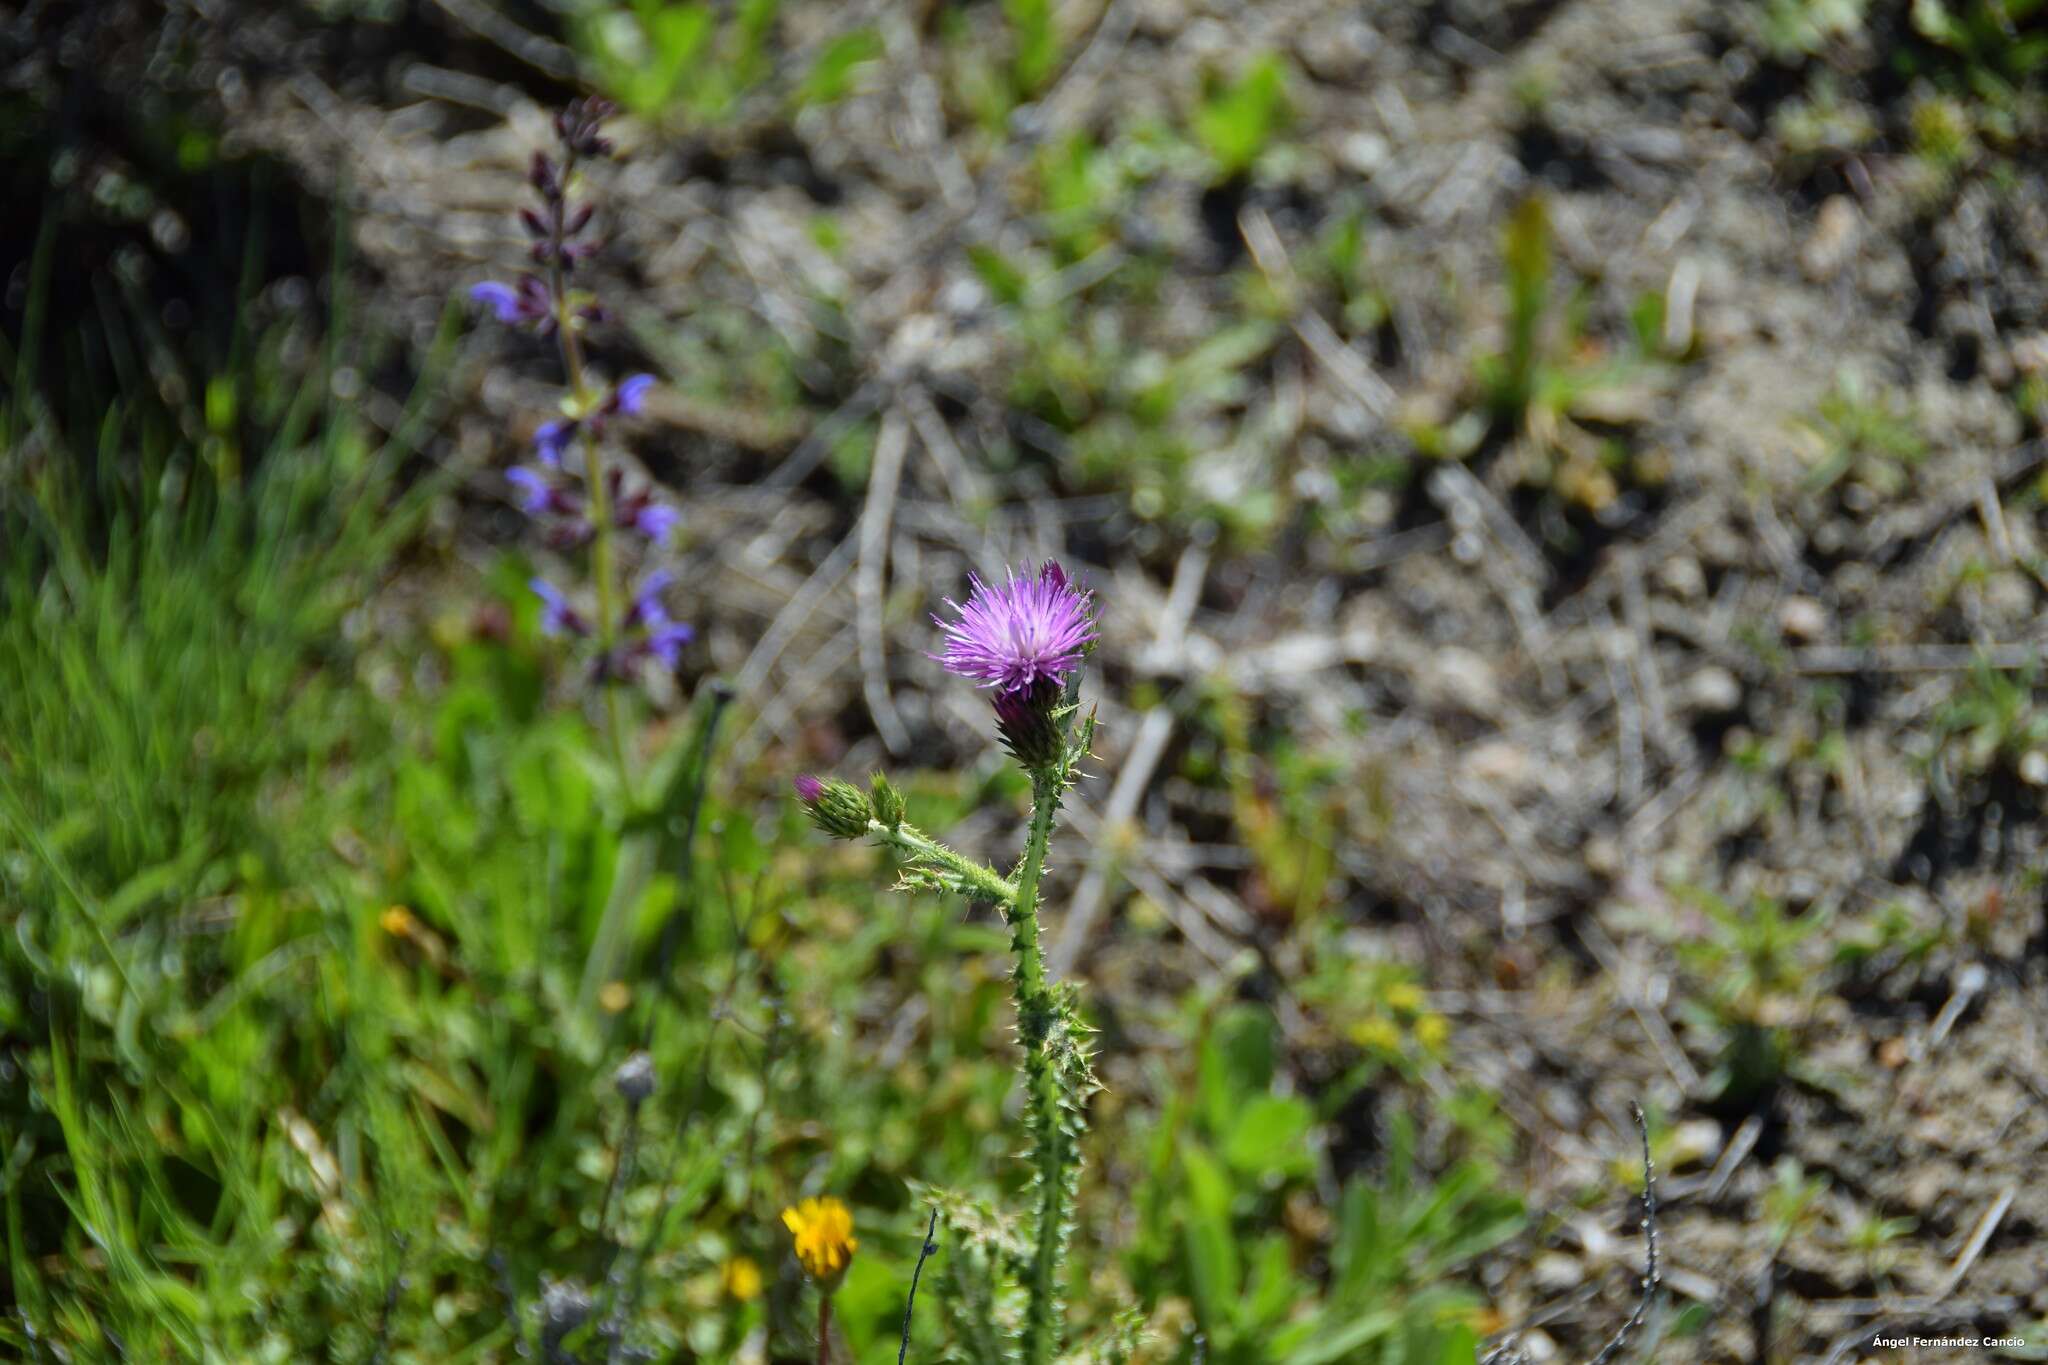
[1415,1012,1450,1054]
[1348,1016,1402,1056]
[781,1196,857,1284]
[1383,981,1424,1015]
[721,1254,763,1302]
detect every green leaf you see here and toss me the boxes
[1193,54,1291,179]
[796,27,883,106]
[1222,1094,1315,1177]
[968,245,1031,308]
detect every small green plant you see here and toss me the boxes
[1191,53,1292,182]
[1126,1011,1517,1365]
[1798,369,1929,499]
[1910,0,2048,94]
[1750,0,1871,61]
[1458,195,1675,516]
[1841,1208,1917,1285]
[575,0,782,124]
[1763,1157,1830,1251]
[1638,889,1827,1101]
[1930,658,2048,788]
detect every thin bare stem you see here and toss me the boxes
[1588,1102,1661,1365]
[817,1292,834,1365]
[896,1207,941,1365]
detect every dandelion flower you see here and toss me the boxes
[781,1196,857,1283]
[722,1255,764,1303]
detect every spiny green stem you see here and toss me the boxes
[1012,769,1067,1365]
[866,820,1017,906]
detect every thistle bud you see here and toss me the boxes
[869,772,906,829]
[794,775,872,840]
[993,680,1066,771]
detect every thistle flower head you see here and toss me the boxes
[793,775,872,839]
[781,1196,857,1284]
[933,561,1096,695]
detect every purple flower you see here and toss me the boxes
[793,774,825,804]
[471,281,523,323]
[534,419,574,467]
[507,466,553,515]
[627,570,674,628]
[614,373,656,416]
[644,621,695,670]
[933,561,1097,694]
[530,577,588,636]
[626,500,678,545]
[472,276,552,329]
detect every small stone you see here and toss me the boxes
[1463,739,1530,789]
[1669,1119,1722,1168]
[1801,195,1861,281]
[1778,596,1827,641]
[1531,1251,1584,1293]
[1655,555,1706,600]
[1337,131,1392,178]
[2011,331,2048,376]
[1684,666,1744,714]
[1430,646,1499,714]
[2019,750,2048,786]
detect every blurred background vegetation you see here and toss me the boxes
[5,0,2048,1360]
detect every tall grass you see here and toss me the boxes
[0,204,456,1359]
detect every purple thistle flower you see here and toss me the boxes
[933,561,1097,695]
[471,281,523,323]
[614,373,656,416]
[534,419,574,467]
[507,466,553,515]
[530,577,588,637]
[793,774,825,804]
